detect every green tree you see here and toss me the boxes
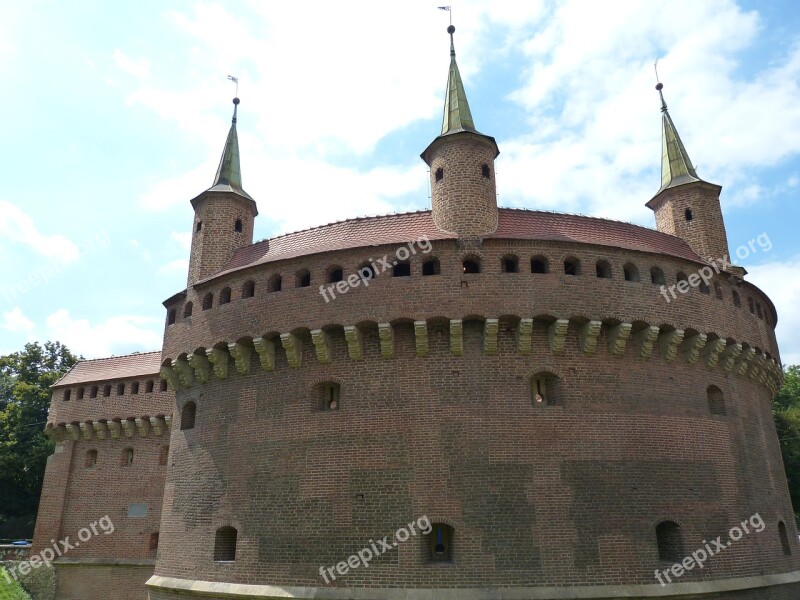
[0,342,78,539]
[774,365,800,526]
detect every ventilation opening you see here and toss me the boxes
[167,309,176,325]
[435,168,444,182]
[685,208,693,221]
[748,297,755,314]
[699,281,710,294]
[328,268,343,283]
[64,389,71,402]
[159,445,169,466]
[121,448,134,467]
[595,261,612,279]
[732,290,741,307]
[531,257,548,274]
[184,302,193,318]
[358,262,377,281]
[214,526,238,562]
[656,521,684,562]
[268,274,282,292]
[159,379,168,392]
[481,164,490,178]
[145,380,154,394]
[623,263,640,282]
[103,385,111,397]
[77,387,85,400]
[242,280,255,299]
[779,521,792,556]
[393,262,411,277]
[297,270,311,288]
[181,401,197,430]
[320,382,341,411]
[131,382,139,395]
[428,524,453,562]
[707,385,725,416]
[117,383,125,396]
[422,258,440,276]
[202,293,213,311]
[220,287,232,305]
[90,386,98,398]
[756,302,763,319]
[85,449,97,468]
[677,272,688,284]
[149,532,160,554]
[564,258,580,276]
[501,256,519,273]
[462,258,480,274]
[650,267,665,285]
[714,283,723,300]
[234,218,243,233]
[196,221,202,233]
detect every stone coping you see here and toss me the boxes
[146,568,800,599]
[54,558,156,568]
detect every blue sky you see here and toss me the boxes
[0,0,798,364]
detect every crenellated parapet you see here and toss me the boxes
[44,415,172,444]
[158,314,784,396]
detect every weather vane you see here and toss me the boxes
[227,75,239,97]
[653,58,661,84]
[438,5,452,26]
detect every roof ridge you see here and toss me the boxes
[71,350,162,364]
[497,207,662,234]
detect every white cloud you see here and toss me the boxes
[170,231,192,251]
[112,48,150,80]
[0,307,35,332]
[747,257,800,367]
[159,258,189,276]
[45,309,162,358]
[0,200,80,263]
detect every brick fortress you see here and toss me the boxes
[33,25,799,600]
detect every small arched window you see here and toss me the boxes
[501,255,519,273]
[685,208,693,221]
[623,263,640,282]
[595,260,612,279]
[756,302,763,319]
[64,389,71,402]
[327,267,343,283]
[650,267,665,285]
[214,526,238,562]
[234,218,243,233]
[149,532,160,554]
[707,385,725,416]
[90,386,98,398]
[358,262,377,280]
[481,164,491,178]
[184,302,193,318]
[779,521,792,555]
[268,274,282,292]
[320,382,341,411]
[428,523,453,562]
[117,383,125,396]
[202,293,213,311]
[241,280,255,299]
[103,384,111,397]
[131,382,140,395]
[531,372,562,406]
[121,448,134,467]
[656,521,683,562]
[85,449,97,468]
[422,258,440,276]
[748,297,755,314]
[564,257,580,276]
[393,262,411,277]
[676,271,688,284]
[296,269,311,288]
[145,380,154,394]
[462,257,480,274]
[435,167,444,182]
[219,287,232,305]
[195,221,202,232]
[160,379,168,392]
[181,401,197,430]
[167,309,176,325]
[732,290,741,307]
[714,283,723,300]
[531,256,548,274]
[159,445,169,466]
[77,387,85,400]
[699,281,710,295]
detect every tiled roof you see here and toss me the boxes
[211,208,702,281]
[52,351,162,388]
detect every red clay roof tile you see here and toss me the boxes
[52,351,162,388]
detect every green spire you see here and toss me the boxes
[657,83,704,192]
[208,97,253,201]
[441,25,476,135]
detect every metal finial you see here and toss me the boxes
[653,60,667,113]
[448,25,456,58]
[227,75,240,123]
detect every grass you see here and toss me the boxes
[0,568,30,600]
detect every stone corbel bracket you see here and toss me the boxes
[517,318,533,355]
[659,329,685,362]
[580,320,602,355]
[173,357,194,388]
[413,321,428,358]
[280,333,302,368]
[548,319,569,354]
[228,342,252,375]
[253,337,276,371]
[343,327,363,361]
[378,323,394,359]
[608,323,632,356]
[187,352,210,383]
[310,330,332,365]
[450,319,463,356]
[207,347,230,379]
[682,333,708,364]
[484,319,499,355]
[635,325,660,359]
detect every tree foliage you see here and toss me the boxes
[0,342,79,539]
[773,365,800,526]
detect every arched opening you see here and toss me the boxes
[714,283,723,300]
[595,260,612,279]
[623,263,640,282]
[501,255,519,273]
[685,208,693,221]
[748,297,755,314]
[181,401,197,430]
[435,167,444,182]
[202,293,213,311]
[103,384,111,397]
[149,532,160,556]
[214,526,238,562]
[117,383,125,396]
[327,267,344,283]
[422,258,440,276]
[462,257,480,274]
[167,309,176,325]
[699,281,710,295]
[428,523,453,562]
[195,221,202,233]
[481,164,491,178]
[121,448,134,467]
[756,302,763,319]
[77,387,85,400]
[85,449,97,468]
[219,287,232,305]
[656,521,683,562]
[268,274,282,292]
[319,382,341,411]
[564,257,580,276]
[393,262,411,277]
[234,218,243,233]
[296,269,311,288]
[131,382,140,395]
[241,280,255,299]
[707,385,725,416]
[358,262,377,280]
[63,389,71,402]
[159,445,169,466]
[145,380,154,394]
[732,290,741,307]
[531,371,563,406]
[531,256,548,274]
[184,302,193,318]
[650,267,665,285]
[779,521,792,555]
[160,379,168,392]
[676,271,688,284]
